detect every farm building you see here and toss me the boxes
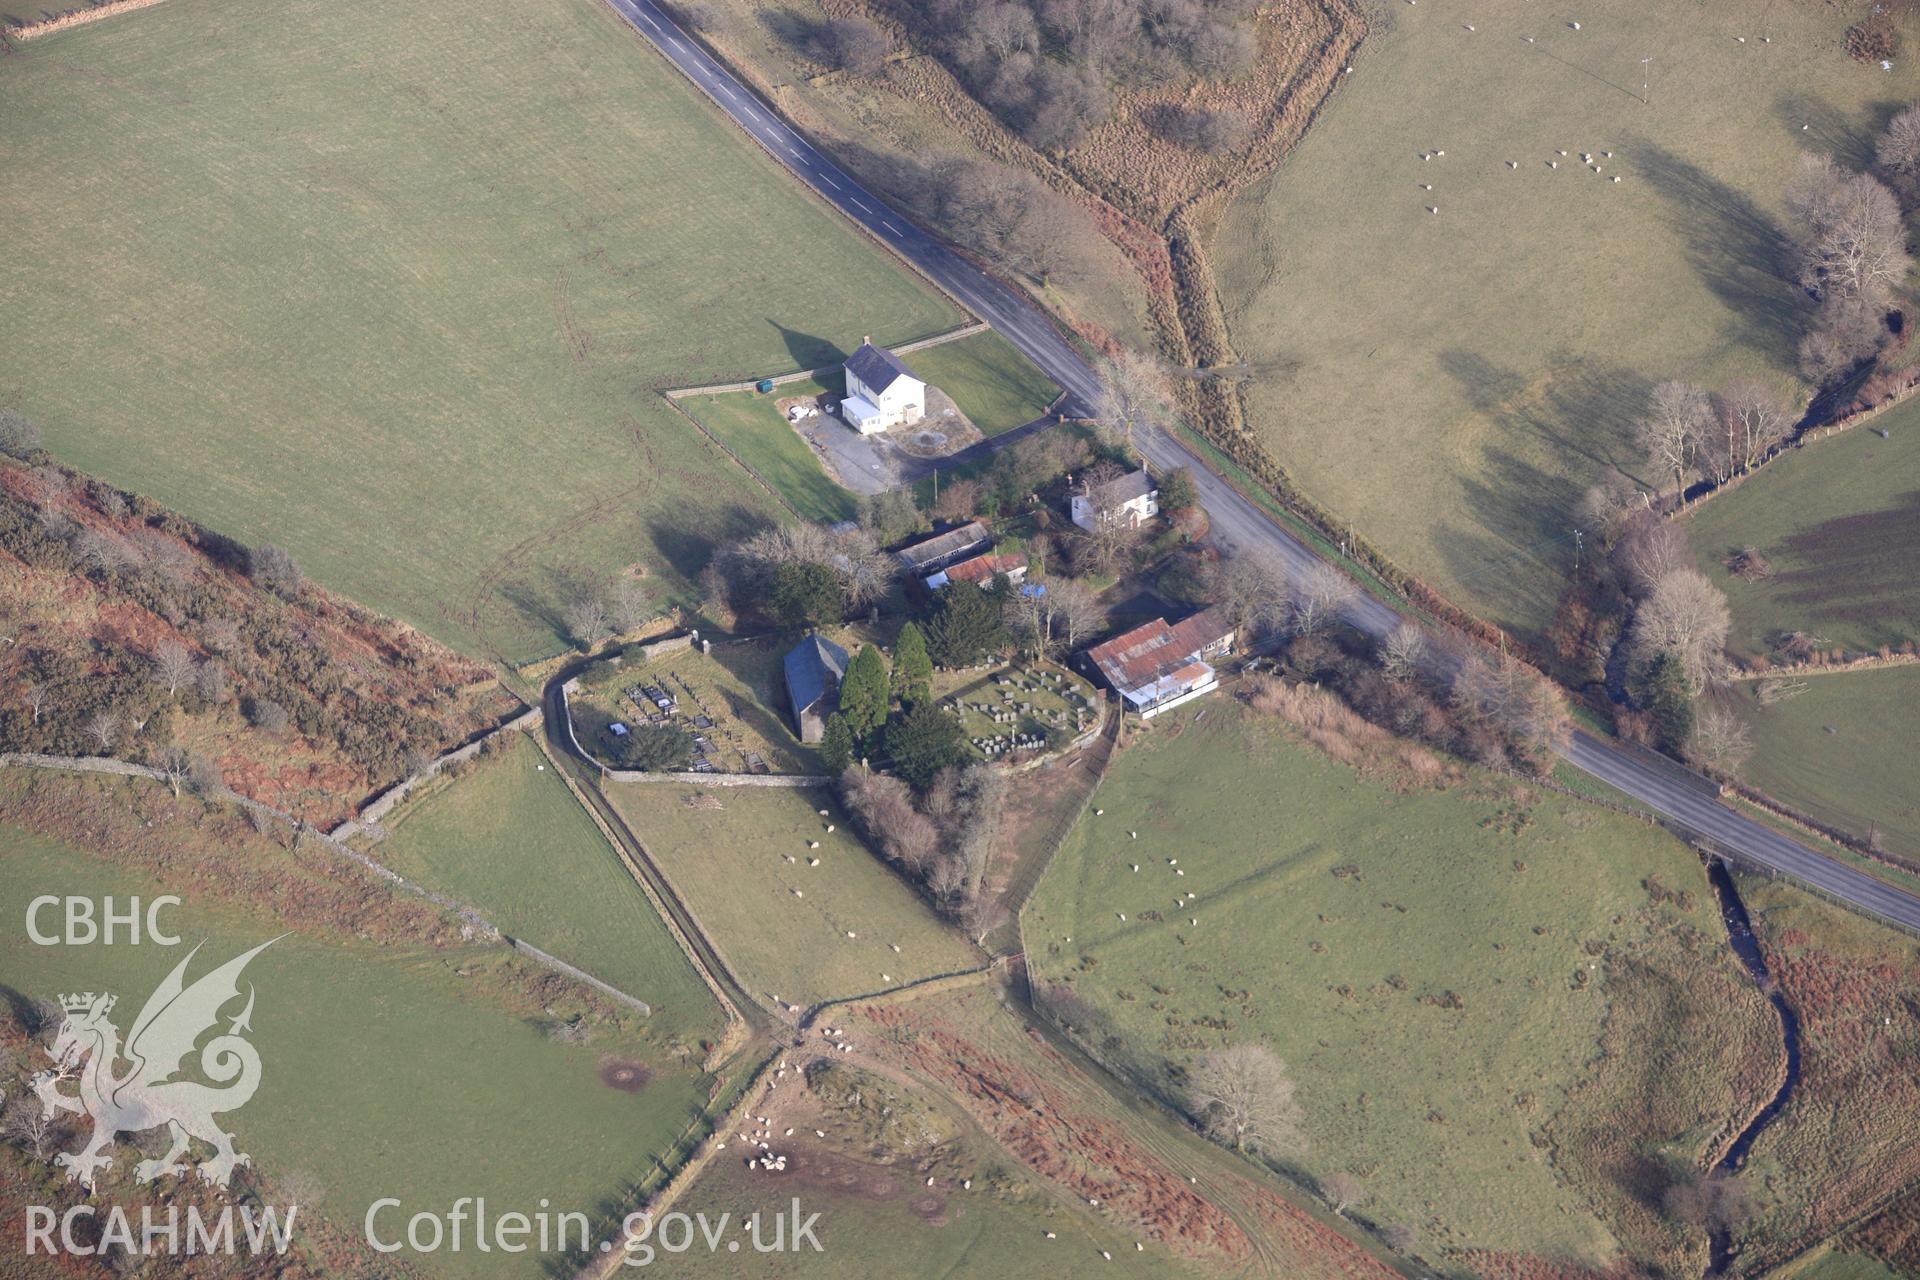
[783,632,850,744]
[841,337,926,435]
[1071,468,1159,531]
[1083,606,1237,718]
[896,520,992,576]
[926,551,1028,591]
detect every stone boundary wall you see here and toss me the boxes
[558,677,829,786]
[661,322,989,399]
[337,705,543,837]
[1732,652,1920,681]
[0,752,677,1015]
[6,0,168,39]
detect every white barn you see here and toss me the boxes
[1071,468,1159,532]
[841,337,926,435]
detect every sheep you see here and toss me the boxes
[785,1127,794,1136]
[1611,175,1621,182]
[1420,183,1432,191]
[1045,1232,1057,1240]
[1506,160,1518,169]
[1548,161,1558,169]
[889,942,901,952]
[1131,864,1140,873]
[816,1130,826,1138]
[1102,1252,1112,1261]
[881,973,891,982]
[1130,831,1138,839]
[792,888,804,898]
[963,1179,972,1189]
[1176,868,1186,876]
[1117,912,1127,921]
[808,840,820,850]
[846,930,857,939]
[1569,21,1580,30]
[818,808,830,817]
[825,824,835,833]
[1463,24,1474,32]
[926,1177,935,1187]
[808,857,819,867]
[1094,808,1103,816]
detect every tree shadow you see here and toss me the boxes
[645,505,771,581]
[1631,140,1806,366]
[767,318,843,372]
[1432,352,1655,639]
[1772,89,1881,172]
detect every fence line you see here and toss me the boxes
[660,322,989,399]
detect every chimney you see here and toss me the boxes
[862,334,870,346]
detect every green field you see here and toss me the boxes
[1685,410,1920,658]
[0,830,713,1278]
[678,375,858,524]
[1025,700,1774,1270]
[1772,1246,1913,1280]
[370,734,724,1046]
[1725,667,1920,860]
[1215,0,1919,644]
[0,0,959,662]
[608,783,982,1008]
[905,331,1060,436]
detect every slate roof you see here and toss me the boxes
[1090,468,1156,506]
[846,340,920,396]
[896,520,991,571]
[784,633,850,713]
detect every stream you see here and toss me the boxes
[1703,859,1804,1276]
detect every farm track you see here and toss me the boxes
[597,0,1920,938]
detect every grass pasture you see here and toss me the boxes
[0,827,714,1279]
[1215,0,1920,644]
[608,783,982,1009]
[1025,700,1776,1271]
[1725,666,1920,860]
[1685,408,1920,658]
[678,375,858,524]
[902,331,1060,436]
[369,733,725,1046]
[0,0,960,662]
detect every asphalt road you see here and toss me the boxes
[605,0,1920,935]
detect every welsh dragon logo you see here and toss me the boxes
[31,939,277,1190]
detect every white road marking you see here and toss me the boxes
[819,173,841,190]
[851,199,873,214]
[882,220,902,235]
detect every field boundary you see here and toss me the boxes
[0,751,679,1014]
[661,320,988,399]
[1673,371,1920,520]
[530,726,755,1056]
[1730,652,1920,682]
[559,677,831,785]
[4,0,168,39]
[332,704,543,839]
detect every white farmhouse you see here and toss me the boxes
[1071,468,1158,532]
[841,337,926,435]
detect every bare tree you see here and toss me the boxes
[1320,1172,1367,1217]
[1877,103,1920,207]
[249,543,303,601]
[1630,568,1732,694]
[1613,516,1694,600]
[1715,380,1793,477]
[84,710,119,753]
[1189,1043,1306,1156]
[1635,381,1712,501]
[823,15,891,76]
[158,745,191,799]
[930,477,982,524]
[1048,577,1104,652]
[1216,551,1292,640]
[1689,706,1753,772]
[1094,350,1171,459]
[562,592,612,652]
[1577,468,1643,547]
[2,1096,58,1161]
[1290,562,1355,637]
[23,683,46,726]
[185,752,225,798]
[150,639,197,697]
[606,579,651,634]
[1785,153,1912,306]
[1379,623,1428,683]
